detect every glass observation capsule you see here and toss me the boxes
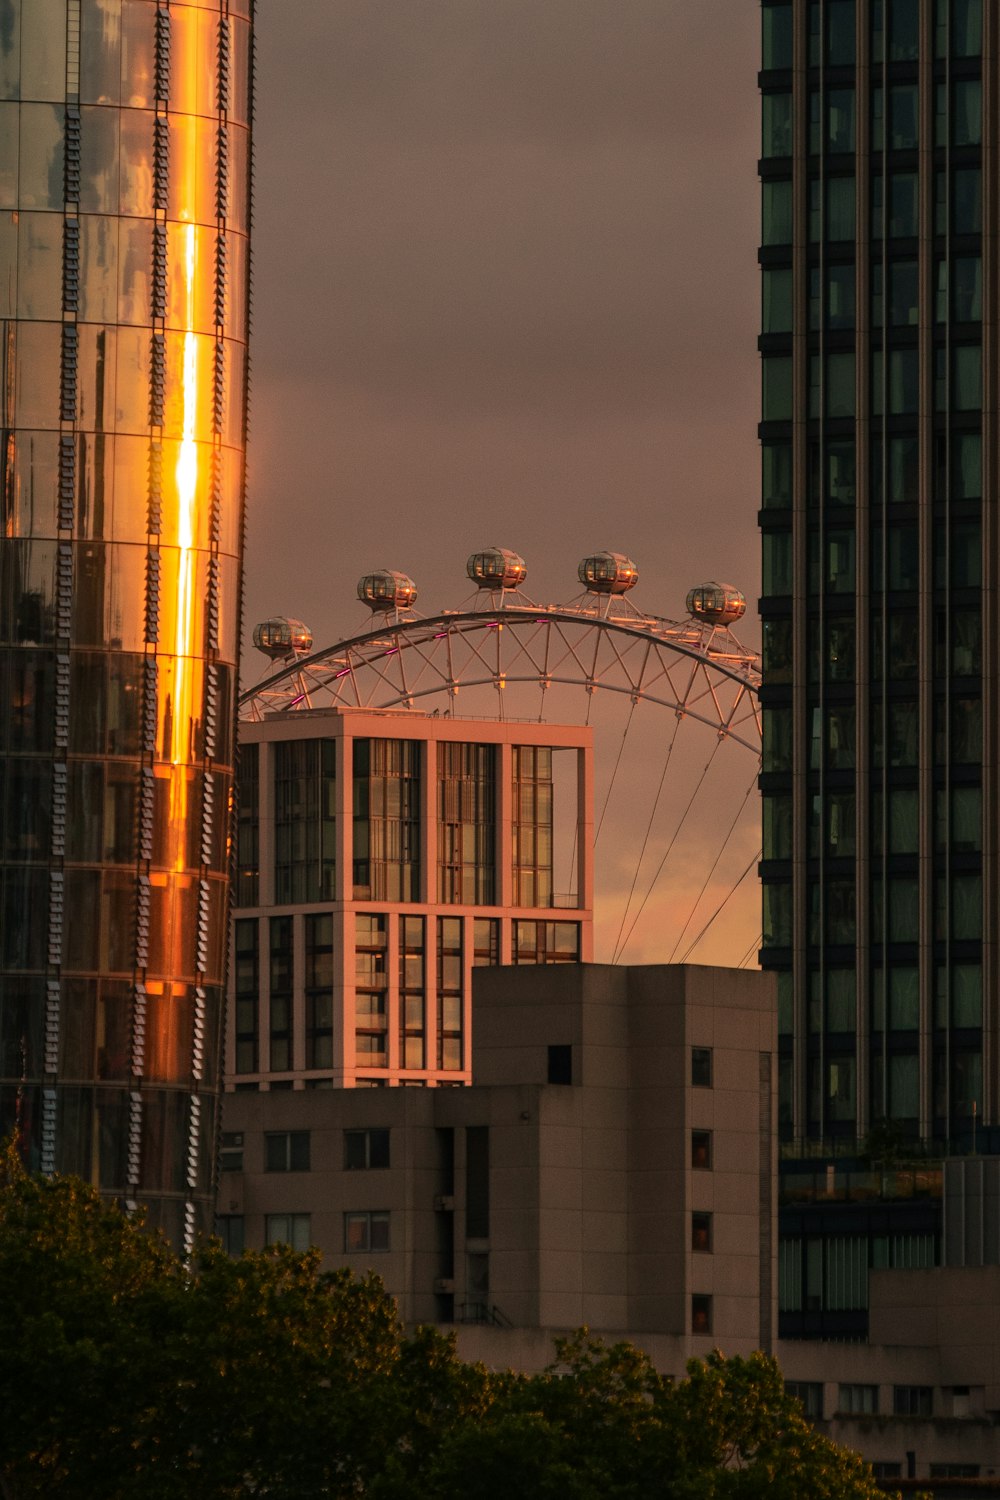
[686,582,747,625]
[358,570,418,612]
[467,547,528,590]
[578,552,639,594]
[253,618,313,660]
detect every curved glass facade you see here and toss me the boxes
[0,0,252,1248]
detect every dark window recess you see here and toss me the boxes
[547,1044,572,1085]
[692,1047,713,1087]
[691,1294,713,1335]
[214,1216,244,1257]
[264,1130,310,1173]
[344,1127,390,1170]
[466,1126,490,1238]
[893,1386,932,1417]
[692,1211,713,1253]
[786,1381,824,1419]
[691,1130,713,1170]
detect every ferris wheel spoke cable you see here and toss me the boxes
[609,717,682,963]
[678,848,762,965]
[613,734,724,965]
[666,764,761,964]
[594,700,637,847]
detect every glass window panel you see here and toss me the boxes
[953,0,983,56]
[121,0,157,108]
[762,4,793,68]
[763,93,793,158]
[827,89,855,152]
[888,789,918,853]
[168,114,217,226]
[889,349,918,415]
[16,211,62,319]
[827,264,855,330]
[889,0,919,58]
[953,170,982,235]
[827,0,855,63]
[762,442,792,509]
[762,179,793,246]
[952,258,982,324]
[15,321,61,429]
[762,706,792,772]
[952,346,981,412]
[169,5,220,118]
[889,173,918,238]
[763,883,792,948]
[0,102,17,207]
[79,213,118,322]
[224,121,249,232]
[80,104,120,213]
[889,85,918,148]
[826,176,856,241]
[826,528,855,592]
[18,102,64,210]
[762,532,792,595]
[762,268,793,335]
[952,964,982,1027]
[953,80,982,147]
[763,356,793,422]
[21,0,67,103]
[889,261,918,328]
[826,353,855,419]
[117,217,152,324]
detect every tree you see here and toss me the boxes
[0,1147,901,1499]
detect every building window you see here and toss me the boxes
[691,1294,712,1335]
[893,1386,933,1418]
[473,917,499,967]
[355,913,388,1069]
[274,738,336,903]
[438,742,495,904]
[547,1044,572,1085]
[437,918,464,1071]
[305,912,334,1070]
[214,1215,244,1256]
[344,1127,390,1170]
[265,1131,310,1173]
[691,1212,712,1253]
[513,920,580,964]
[219,1131,243,1173]
[235,741,259,906]
[786,1382,824,1419]
[691,1047,713,1087]
[353,737,420,900]
[870,1464,901,1482]
[234,918,259,1074]
[266,1214,311,1251]
[691,1130,713,1170]
[269,916,293,1073]
[838,1383,878,1415]
[930,1465,980,1479]
[512,745,554,907]
[400,915,425,1070]
[344,1210,390,1254]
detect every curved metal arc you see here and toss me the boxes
[240,607,761,712]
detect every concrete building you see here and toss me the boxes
[228,706,593,1089]
[220,959,1000,1482]
[220,964,776,1347]
[0,0,254,1246]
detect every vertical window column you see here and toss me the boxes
[274,739,336,904]
[437,917,463,1071]
[305,912,333,1071]
[233,917,259,1074]
[400,915,425,1070]
[268,916,293,1074]
[355,913,388,1071]
[235,741,259,906]
[512,746,553,907]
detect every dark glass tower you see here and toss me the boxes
[0,0,253,1248]
[760,0,991,1332]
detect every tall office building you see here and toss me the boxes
[759,0,990,1330]
[0,1,253,1246]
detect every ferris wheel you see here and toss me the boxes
[240,548,763,966]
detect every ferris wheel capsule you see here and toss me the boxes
[686,582,746,625]
[252,617,313,661]
[357,570,418,612]
[467,546,528,590]
[578,552,639,594]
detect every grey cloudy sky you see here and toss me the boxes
[244,0,762,963]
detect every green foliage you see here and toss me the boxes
[0,1146,896,1499]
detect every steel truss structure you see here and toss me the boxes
[240,592,762,751]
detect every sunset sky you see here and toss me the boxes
[244,0,762,966]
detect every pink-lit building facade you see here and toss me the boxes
[226,708,593,1090]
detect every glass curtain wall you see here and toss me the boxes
[760,0,987,1153]
[438,741,494,904]
[0,0,253,1246]
[352,738,420,901]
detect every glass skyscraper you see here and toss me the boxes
[0,0,252,1247]
[760,0,989,1332]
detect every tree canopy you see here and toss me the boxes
[0,1143,899,1499]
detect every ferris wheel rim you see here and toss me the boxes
[239,605,762,720]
